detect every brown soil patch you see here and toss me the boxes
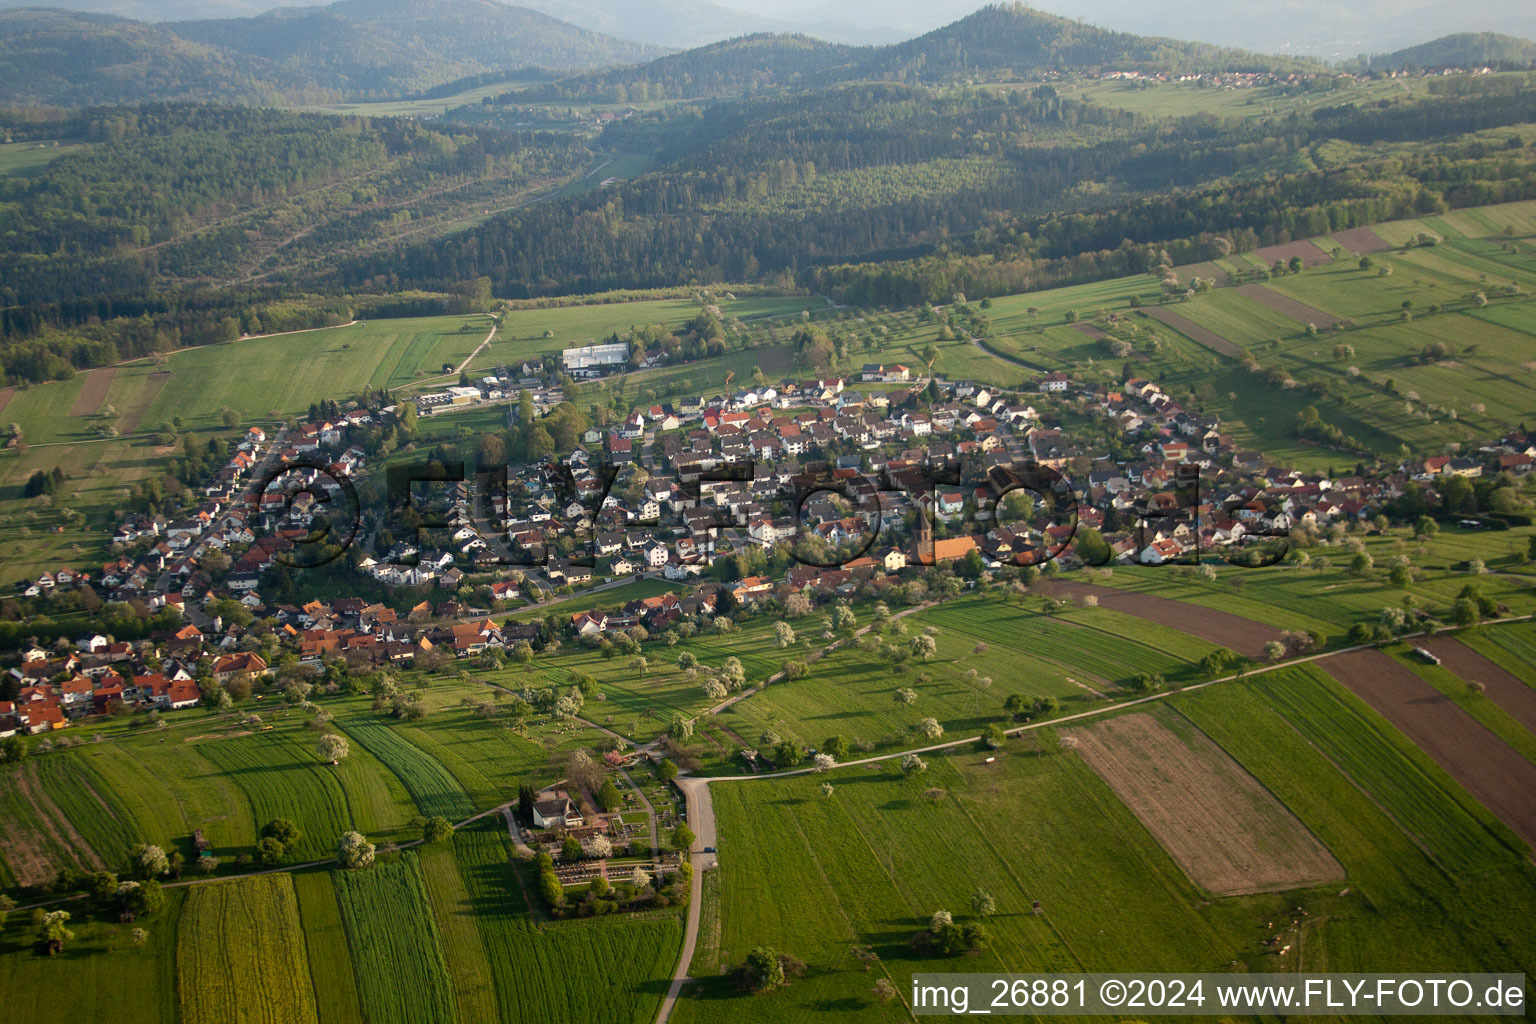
[1072,712,1343,895]
[1332,226,1393,255]
[1071,322,1108,340]
[1173,261,1229,286]
[1421,637,1536,736]
[0,389,12,416]
[1034,579,1283,659]
[1141,306,1244,358]
[16,762,105,871]
[1254,239,1333,268]
[69,367,114,417]
[0,814,56,887]
[185,730,253,743]
[1234,283,1343,328]
[1321,649,1536,851]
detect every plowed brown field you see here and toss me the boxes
[1322,649,1536,851]
[1072,711,1342,895]
[1034,579,1283,658]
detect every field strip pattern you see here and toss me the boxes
[1070,711,1342,895]
[68,366,114,417]
[1235,283,1343,327]
[1422,637,1536,734]
[120,371,171,434]
[1254,239,1333,267]
[1033,579,1283,659]
[1320,649,1536,853]
[1332,225,1393,254]
[1140,305,1244,357]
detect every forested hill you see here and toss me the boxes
[1352,32,1536,71]
[0,8,301,107]
[363,76,1536,303]
[852,3,1316,79]
[493,3,1313,105]
[505,34,859,103]
[167,0,666,97]
[0,0,663,106]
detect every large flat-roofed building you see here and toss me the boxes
[561,342,629,376]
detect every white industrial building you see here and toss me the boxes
[561,342,630,376]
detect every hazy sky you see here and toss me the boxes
[7,0,1534,57]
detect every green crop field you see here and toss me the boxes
[70,738,258,858]
[26,753,143,872]
[178,874,321,1024]
[1464,622,1536,685]
[291,870,367,1024]
[418,842,503,1024]
[337,716,477,821]
[1170,682,1536,971]
[673,737,1300,1024]
[449,819,682,1024]
[333,856,457,1024]
[193,726,401,861]
[1252,665,1523,876]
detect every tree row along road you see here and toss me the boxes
[649,614,1535,1024]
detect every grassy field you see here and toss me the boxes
[291,869,367,1024]
[1252,665,1524,876]
[193,723,417,858]
[449,818,683,1024]
[333,856,457,1024]
[673,639,1536,1023]
[0,139,95,176]
[674,738,1302,1024]
[178,874,321,1024]
[1065,75,1421,122]
[470,295,813,371]
[336,715,477,821]
[0,888,185,1024]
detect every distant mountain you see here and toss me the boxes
[516,0,904,48]
[167,0,665,95]
[0,0,270,19]
[511,33,856,102]
[854,3,1315,80]
[1355,32,1536,70]
[0,8,297,105]
[508,3,1312,104]
[1010,0,1536,60]
[0,0,664,105]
